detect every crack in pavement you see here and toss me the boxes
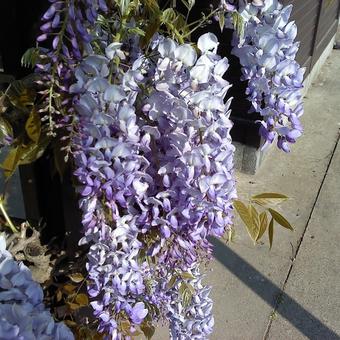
[263,130,340,340]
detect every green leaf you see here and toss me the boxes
[140,321,155,339]
[0,94,8,114]
[141,18,160,47]
[252,193,289,200]
[67,302,81,311]
[63,284,77,294]
[128,27,145,36]
[232,12,244,40]
[256,211,268,241]
[21,47,40,68]
[268,208,294,231]
[75,293,89,306]
[167,275,178,289]
[1,135,50,178]
[233,200,253,230]
[218,11,225,32]
[0,117,13,141]
[18,137,50,165]
[120,320,131,333]
[161,8,177,24]
[6,78,36,112]
[144,0,160,15]
[234,200,258,242]
[117,0,131,15]
[268,218,274,249]
[179,282,193,307]
[25,109,41,142]
[251,193,288,206]
[1,147,21,179]
[180,272,195,280]
[181,0,195,10]
[68,273,84,283]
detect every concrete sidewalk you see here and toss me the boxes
[154,38,340,340]
[211,47,340,339]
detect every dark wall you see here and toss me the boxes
[283,0,340,75]
[0,0,47,77]
[0,0,82,247]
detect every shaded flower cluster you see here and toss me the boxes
[230,0,305,151]
[0,236,73,339]
[36,0,107,135]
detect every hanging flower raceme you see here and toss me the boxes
[70,30,236,339]
[36,0,107,135]
[132,32,236,339]
[71,53,153,337]
[0,236,73,339]
[229,0,305,151]
[140,32,236,268]
[167,266,214,340]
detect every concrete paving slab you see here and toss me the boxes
[153,49,340,339]
[265,138,340,340]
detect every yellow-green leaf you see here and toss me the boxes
[0,117,13,141]
[63,284,77,294]
[1,147,20,178]
[179,282,193,307]
[249,205,260,241]
[251,193,288,207]
[17,136,50,166]
[252,193,288,199]
[67,302,81,311]
[218,11,225,32]
[141,321,155,339]
[144,0,160,15]
[25,109,41,142]
[268,218,274,249]
[120,320,131,334]
[268,208,294,231]
[234,200,259,241]
[233,200,254,231]
[69,273,84,283]
[161,8,177,24]
[75,293,89,306]
[256,211,268,241]
[180,272,195,280]
[56,289,63,302]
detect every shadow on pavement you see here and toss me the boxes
[211,237,339,339]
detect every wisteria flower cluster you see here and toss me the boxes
[36,0,108,135]
[230,0,305,151]
[0,0,304,338]
[0,235,73,339]
[70,28,236,338]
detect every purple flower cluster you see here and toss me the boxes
[231,0,305,151]
[0,236,73,339]
[167,267,214,340]
[139,32,237,266]
[70,31,236,338]
[136,33,236,338]
[71,53,151,337]
[36,0,107,135]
